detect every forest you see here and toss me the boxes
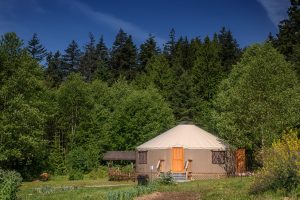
[0,0,299,184]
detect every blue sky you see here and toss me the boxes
[0,0,290,52]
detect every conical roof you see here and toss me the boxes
[137,124,226,150]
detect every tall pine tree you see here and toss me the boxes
[163,28,176,62]
[79,33,98,82]
[27,33,47,62]
[218,27,241,74]
[110,29,137,81]
[138,34,160,70]
[95,35,110,81]
[45,51,64,87]
[274,0,300,75]
[62,40,81,78]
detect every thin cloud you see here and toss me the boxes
[256,0,290,26]
[71,1,166,45]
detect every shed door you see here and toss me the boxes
[172,147,184,172]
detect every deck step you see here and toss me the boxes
[171,173,186,181]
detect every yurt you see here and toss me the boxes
[136,124,228,180]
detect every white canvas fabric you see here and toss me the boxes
[137,124,226,150]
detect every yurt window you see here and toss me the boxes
[212,151,225,164]
[138,151,147,164]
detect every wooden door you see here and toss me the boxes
[172,147,184,172]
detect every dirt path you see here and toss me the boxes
[135,192,200,200]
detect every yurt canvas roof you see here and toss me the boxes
[137,124,226,150]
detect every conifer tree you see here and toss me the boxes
[275,0,300,75]
[45,51,64,87]
[94,35,110,81]
[218,27,241,74]
[163,28,176,62]
[139,34,160,70]
[191,35,223,129]
[110,29,137,81]
[62,40,81,77]
[80,33,98,82]
[27,33,47,62]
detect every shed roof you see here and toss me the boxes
[103,151,136,161]
[137,124,226,150]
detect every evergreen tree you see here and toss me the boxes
[62,40,81,77]
[142,55,175,102]
[0,32,23,57]
[79,33,97,82]
[275,0,300,75]
[94,35,110,81]
[218,27,241,74]
[110,29,137,81]
[0,33,47,178]
[163,28,176,61]
[138,34,160,70]
[27,33,47,62]
[191,35,223,129]
[45,51,64,88]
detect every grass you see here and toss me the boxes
[18,176,135,200]
[157,177,285,200]
[18,176,287,200]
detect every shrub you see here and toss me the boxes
[66,146,99,173]
[158,171,175,185]
[0,169,22,200]
[68,169,84,180]
[250,129,300,194]
[88,166,108,180]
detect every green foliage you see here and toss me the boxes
[274,0,300,75]
[66,146,99,173]
[110,29,138,81]
[87,166,108,180]
[213,43,300,149]
[106,87,175,150]
[0,169,22,200]
[27,33,47,62]
[56,73,92,149]
[139,34,160,70]
[250,129,300,194]
[68,169,84,181]
[158,171,175,185]
[62,40,82,76]
[0,33,48,178]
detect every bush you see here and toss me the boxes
[88,166,108,180]
[250,129,300,194]
[66,146,99,173]
[158,171,175,185]
[0,169,22,200]
[68,169,84,180]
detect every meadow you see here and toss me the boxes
[18,176,287,200]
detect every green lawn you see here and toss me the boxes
[18,176,287,200]
[157,177,285,200]
[19,176,135,200]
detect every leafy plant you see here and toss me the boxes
[88,166,108,180]
[0,169,22,200]
[68,169,84,180]
[158,171,175,185]
[250,129,300,194]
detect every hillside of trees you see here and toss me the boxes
[0,1,299,180]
